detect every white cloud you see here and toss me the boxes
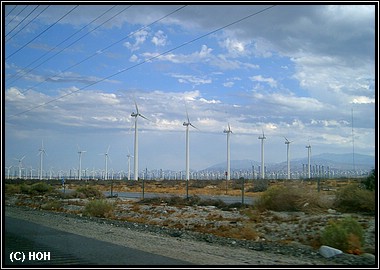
[170,73,211,85]
[350,96,375,104]
[223,82,234,87]
[151,30,167,46]
[250,75,277,88]
[129,54,139,62]
[123,29,149,51]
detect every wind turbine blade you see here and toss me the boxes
[284,136,289,142]
[134,100,139,114]
[21,155,26,161]
[106,145,110,154]
[190,123,198,130]
[185,103,190,123]
[139,113,149,121]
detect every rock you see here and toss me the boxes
[361,253,375,260]
[319,245,343,258]
[327,209,337,214]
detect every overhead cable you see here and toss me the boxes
[6,5,50,42]
[7,5,276,118]
[7,5,118,85]
[6,5,79,60]
[17,5,186,94]
[6,5,40,38]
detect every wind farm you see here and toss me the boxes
[4,100,373,182]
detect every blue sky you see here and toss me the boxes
[4,3,376,176]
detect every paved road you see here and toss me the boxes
[111,191,255,204]
[4,217,192,266]
[62,188,256,204]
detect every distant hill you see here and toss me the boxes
[204,153,375,172]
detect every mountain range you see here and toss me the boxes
[204,153,375,172]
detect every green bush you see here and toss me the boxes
[5,184,21,195]
[255,184,329,213]
[255,185,303,212]
[361,169,375,191]
[334,184,375,214]
[83,199,114,218]
[20,184,32,194]
[321,216,364,254]
[30,182,52,194]
[73,186,104,199]
[41,200,63,211]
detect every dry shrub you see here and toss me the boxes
[73,186,105,199]
[5,184,21,195]
[41,200,63,211]
[83,199,115,218]
[255,184,329,213]
[320,216,364,254]
[334,184,375,214]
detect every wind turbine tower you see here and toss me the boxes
[258,131,266,179]
[183,104,197,197]
[102,146,110,180]
[38,140,46,180]
[223,123,232,181]
[131,101,148,180]
[127,151,133,181]
[77,146,86,180]
[284,137,293,180]
[306,143,312,179]
[15,156,26,179]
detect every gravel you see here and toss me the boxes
[4,205,376,266]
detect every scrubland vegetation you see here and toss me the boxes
[5,170,376,255]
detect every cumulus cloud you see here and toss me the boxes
[151,30,167,46]
[250,75,278,88]
[170,73,212,85]
[123,29,149,51]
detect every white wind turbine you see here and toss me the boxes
[77,145,87,180]
[258,131,266,179]
[223,123,232,181]
[100,146,110,180]
[131,100,148,181]
[127,148,133,181]
[306,141,312,179]
[183,104,197,198]
[284,137,293,180]
[6,166,13,179]
[38,140,47,180]
[15,155,26,178]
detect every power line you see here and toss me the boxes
[7,5,276,118]
[7,5,119,85]
[6,5,40,38]
[15,5,186,95]
[6,5,79,60]
[6,5,50,42]
[5,5,27,27]
[5,5,18,20]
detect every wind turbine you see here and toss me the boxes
[183,104,197,198]
[38,140,47,180]
[284,137,293,180]
[101,146,110,180]
[14,156,26,178]
[77,145,87,180]
[127,148,133,181]
[131,100,148,181]
[258,131,266,179]
[6,166,13,179]
[223,123,232,181]
[306,141,312,179]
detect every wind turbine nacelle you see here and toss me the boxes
[183,122,188,126]
[131,112,137,117]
